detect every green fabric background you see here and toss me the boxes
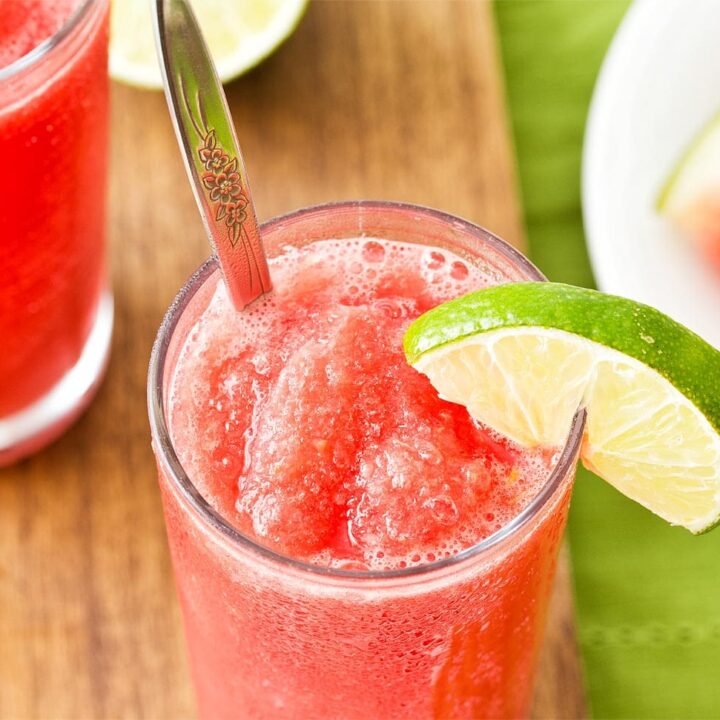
[494,2,720,718]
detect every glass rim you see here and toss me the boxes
[148,200,585,583]
[0,0,99,82]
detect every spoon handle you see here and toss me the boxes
[154,0,272,309]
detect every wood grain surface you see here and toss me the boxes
[0,2,586,718]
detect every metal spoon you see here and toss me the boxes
[153,0,272,310]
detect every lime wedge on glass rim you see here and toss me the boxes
[404,282,720,534]
[110,0,308,89]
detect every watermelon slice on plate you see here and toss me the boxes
[657,111,720,271]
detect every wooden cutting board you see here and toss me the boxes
[0,2,586,717]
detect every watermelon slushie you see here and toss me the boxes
[0,0,111,464]
[149,203,582,719]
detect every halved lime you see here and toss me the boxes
[110,0,308,89]
[404,282,720,533]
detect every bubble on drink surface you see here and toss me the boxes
[423,250,446,270]
[450,260,470,280]
[362,240,386,263]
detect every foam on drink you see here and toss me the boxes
[0,0,81,69]
[168,238,559,572]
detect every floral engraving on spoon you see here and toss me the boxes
[197,130,249,248]
[179,75,270,302]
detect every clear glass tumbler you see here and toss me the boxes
[149,202,583,719]
[0,0,112,465]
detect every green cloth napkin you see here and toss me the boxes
[494,2,720,718]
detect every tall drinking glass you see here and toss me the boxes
[149,202,583,719]
[0,0,112,465]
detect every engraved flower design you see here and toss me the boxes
[202,158,242,205]
[196,129,249,248]
[182,84,270,296]
[222,198,248,226]
[218,197,249,246]
[198,130,228,174]
[200,146,229,174]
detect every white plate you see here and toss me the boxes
[583,0,720,349]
